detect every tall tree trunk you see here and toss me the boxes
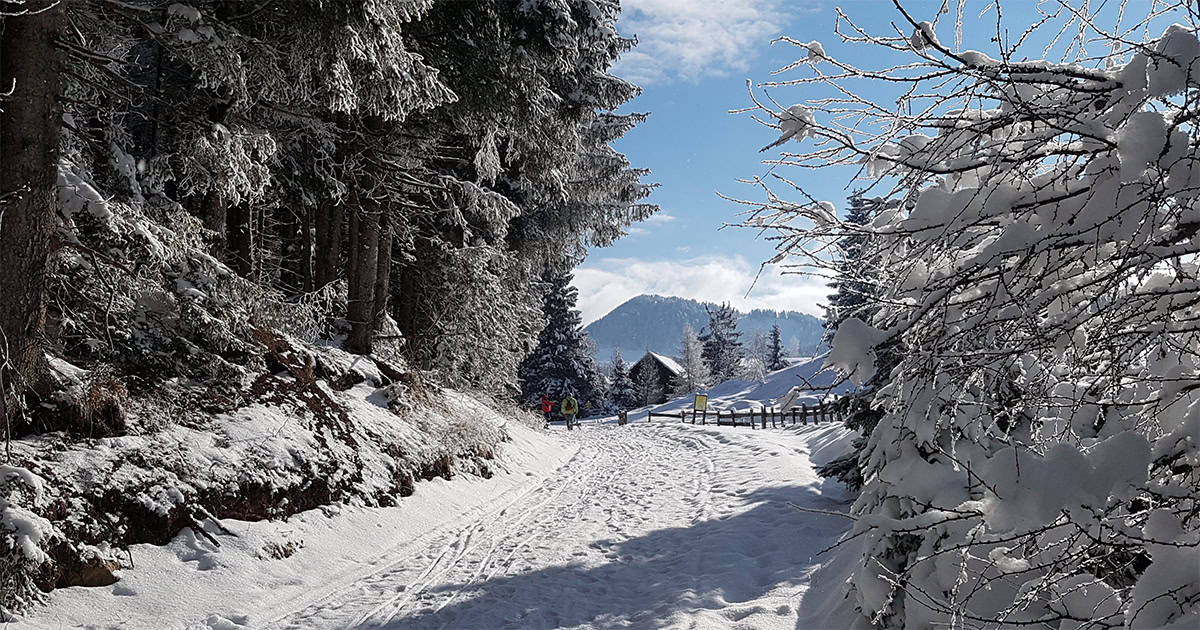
[393,262,417,340]
[344,198,379,355]
[314,203,342,289]
[299,204,313,292]
[203,189,226,253]
[0,1,66,400]
[227,203,253,277]
[372,208,393,330]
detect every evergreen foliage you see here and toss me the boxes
[0,2,659,611]
[518,271,601,407]
[766,324,787,371]
[0,0,657,401]
[815,192,896,491]
[698,303,743,383]
[606,350,638,410]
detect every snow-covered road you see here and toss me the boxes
[24,420,855,630]
[269,421,853,630]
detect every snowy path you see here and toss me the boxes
[267,421,853,630]
[23,421,854,630]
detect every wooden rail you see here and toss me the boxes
[645,397,845,429]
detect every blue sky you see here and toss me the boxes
[574,0,1168,324]
[574,0,890,324]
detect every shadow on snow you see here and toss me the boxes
[355,484,852,630]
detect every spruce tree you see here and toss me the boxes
[0,0,66,403]
[698,303,743,383]
[767,324,788,371]
[607,350,638,410]
[816,192,897,491]
[822,192,880,343]
[518,271,600,407]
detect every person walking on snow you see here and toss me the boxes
[540,394,553,428]
[562,394,579,430]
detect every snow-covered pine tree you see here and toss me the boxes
[766,324,787,371]
[676,324,711,394]
[607,350,638,410]
[815,193,897,491]
[632,359,662,406]
[390,0,658,390]
[743,3,1200,627]
[699,303,743,383]
[0,0,664,615]
[518,271,600,407]
[820,192,880,343]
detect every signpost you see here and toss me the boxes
[693,394,708,425]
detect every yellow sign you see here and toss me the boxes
[694,394,708,411]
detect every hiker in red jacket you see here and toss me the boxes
[540,394,553,427]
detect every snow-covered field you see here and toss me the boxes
[18,408,856,629]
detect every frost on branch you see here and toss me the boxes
[739,3,1200,628]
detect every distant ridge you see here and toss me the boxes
[584,294,825,362]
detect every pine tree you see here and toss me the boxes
[698,303,743,383]
[815,192,897,491]
[0,0,67,405]
[676,325,711,394]
[607,350,638,410]
[822,192,881,343]
[767,324,787,371]
[518,271,600,406]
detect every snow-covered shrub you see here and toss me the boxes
[0,467,56,618]
[742,3,1200,627]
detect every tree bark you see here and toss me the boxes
[202,189,226,252]
[314,202,342,289]
[0,0,66,397]
[372,208,393,330]
[344,197,379,355]
[299,204,313,292]
[275,203,306,293]
[227,203,253,278]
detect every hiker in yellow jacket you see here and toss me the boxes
[561,394,579,430]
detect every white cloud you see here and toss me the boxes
[574,254,831,325]
[643,212,677,224]
[613,0,786,85]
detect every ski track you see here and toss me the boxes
[265,421,849,630]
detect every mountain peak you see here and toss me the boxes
[584,294,825,361]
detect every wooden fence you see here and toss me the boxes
[646,397,845,429]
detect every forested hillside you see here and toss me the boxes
[0,0,655,614]
[585,294,824,361]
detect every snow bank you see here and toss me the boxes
[0,343,532,619]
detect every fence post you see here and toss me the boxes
[771,407,777,428]
[800,403,808,425]
[791,407,797,425]
[702,408,707,425]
